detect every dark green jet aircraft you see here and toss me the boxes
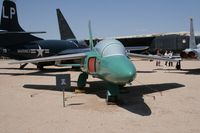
[10,20,180,104]
[3,0,180,104]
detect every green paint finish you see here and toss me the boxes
[82,51,136,85]
[81,50,136,86]
[98,55,136,85]
[81,51,100,74]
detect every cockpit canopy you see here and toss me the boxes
[95,39,126,57]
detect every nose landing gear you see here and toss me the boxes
[106,84,120,105]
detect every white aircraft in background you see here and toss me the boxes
[180,18,200,60]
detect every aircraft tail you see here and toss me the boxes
[189,18,197,49]
[56,9,76,40]
[0,0,43,47]
[0,0,24,31]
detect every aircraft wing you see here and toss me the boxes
[125,46,149,52]
[9,53,86,64]
[58,48,90,55]
[128,53,181,62]
[57,45,147,55]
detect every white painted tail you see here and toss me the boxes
[189,18,197,49]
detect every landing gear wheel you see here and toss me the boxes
[77,72,88,88]
[106,96,118,105]
[106,90,118,105]
[105,83,120,105]
[37,65,44,70]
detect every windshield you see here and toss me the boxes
[95,39,126,57]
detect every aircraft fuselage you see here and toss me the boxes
[1,40,88,60]
[81,39,136,85]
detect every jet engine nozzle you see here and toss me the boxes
[180,51,197,59]
[188,51,197,59]
[180,51,188,58]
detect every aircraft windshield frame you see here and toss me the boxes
[95,39,126,57]
[101,43,126,57]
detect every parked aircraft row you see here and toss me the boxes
[0,0,196,104]
[56,8,200,61]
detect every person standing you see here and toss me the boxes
[156,49,161,66]
[168,51,173,67]
[164,50,168,66]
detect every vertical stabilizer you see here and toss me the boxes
[0,0,42,46]
[56,9,76,40]
[189,18,197,49]
[0,0,24,31]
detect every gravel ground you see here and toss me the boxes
[0,59,199,133]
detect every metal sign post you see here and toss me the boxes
[56,74,71,107]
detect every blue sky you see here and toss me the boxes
[1,0,200,39]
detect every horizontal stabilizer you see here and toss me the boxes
[0,31,46,34]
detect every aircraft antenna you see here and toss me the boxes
[88,20,94,50]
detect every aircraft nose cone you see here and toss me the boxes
[113,62,136,84]
[119,66,135,82]
[101,55,136,84]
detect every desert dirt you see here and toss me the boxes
[0,59,200,133]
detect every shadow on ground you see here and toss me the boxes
[23,81,184,116]
[154,68,200,75]
[137,70,156,73]
[0,67,80,77]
